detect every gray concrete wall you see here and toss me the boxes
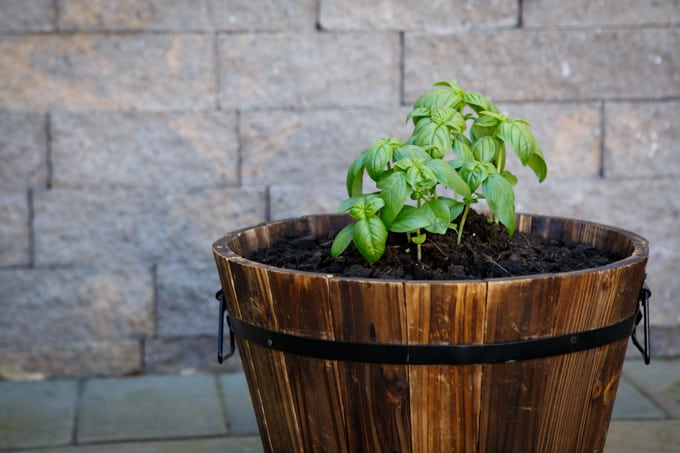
[0,0,678,378]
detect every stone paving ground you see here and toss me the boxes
[0,359,678,452]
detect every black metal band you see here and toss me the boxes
[226,311,638,365]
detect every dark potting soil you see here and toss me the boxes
[247,211,625,280]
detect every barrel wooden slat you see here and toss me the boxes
[265,269,349,452]
[266,217,311,243]
[329,278,412,453]
[405,282,486,453]
[305,213,351,238]
[479,276,560,452]
[225,261,304,452]
[228,225,272,256]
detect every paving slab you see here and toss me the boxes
[605,420,680,452]
[4,436,264,453]
[622,359,680,418]
[612,376,665,419]
[77,374,226,444]
[0,379,77,450]
[219,373,259,436]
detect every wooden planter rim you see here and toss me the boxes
[214,212,648,284]
[213,212,651,365]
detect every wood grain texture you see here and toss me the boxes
[405,281,486,453]
[266,267,348,452]
[227,261,304,452]
[329,277,412,452]
[212,213,649,453]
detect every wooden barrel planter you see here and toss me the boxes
[212,213,649,453]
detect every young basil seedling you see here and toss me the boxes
[332,81,547,264]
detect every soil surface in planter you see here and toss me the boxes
[247,211,625,280]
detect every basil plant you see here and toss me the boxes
[332,81,547,264]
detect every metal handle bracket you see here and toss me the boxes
[216,290,235,363]
[631,277,651,365]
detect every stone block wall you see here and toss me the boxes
[0,0,678,378]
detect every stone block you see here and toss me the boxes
[59,0,315,31]
[623,359,680,418]
[0,34,214,111]
[320,0,517,31]
[77,374,226,443]
[219,32,400,109]
[144,336,242,374]
[0,339,141,378]
[513,177,679,257]
[524,0,680,28]
[33,187,266,266]
[0,266,153,347]
[0,192,29,266]
[650,325,680,358]
[10,437,265,453]
[0,112,47,189]
[241,107,411,186]
[0,379,76,450]
[404,28,680,102]
[51,112,238,188]
[157,264,221,337]
[270,183,347,220]
[219,372,259,436]
[604,101,680,177]
[499,102,601,178]
[0,0,55,31]
[611,377,665,420]
[606,421,680,453]
[644,252,680,328]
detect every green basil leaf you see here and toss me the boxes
[353,217,387,264]
[463,92,499,114]
[411,121,451,158]
[452,138,474,162]
[406,159,437,192]
[434,80,464,93]
[365,195,385,216]
[406,107,431,125]
[342,194,383,219]
[338,195,365,213]
[460,161,488,191]
[449,199,465,220]
[482,173,516,236]
[425,199,452,235]
[480,110,506,121]
[330,223,355,258]
[414,87,460,110]
[389,205,434,233]
[430,106,454,125]
[474,115,500,128]
[472,135,498,162]
[394,144,431,161]
[501,170,518,186]
[346,149,368,197]
[365,143,392,180]
[445,110,467,134]
[378,172,409,227]
[454,133,473,148]
[427,159,471,197]
[527,142,548,182]
[497,120,534,165]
